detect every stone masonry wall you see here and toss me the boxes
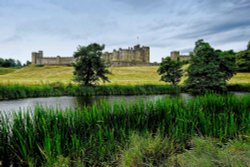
[170,51,190,62]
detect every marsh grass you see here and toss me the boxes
[0,84,179,100]
[120,134,250,167]
[0,94,250,166]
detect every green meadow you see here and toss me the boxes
[0,65,249,85]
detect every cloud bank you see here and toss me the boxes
[0,0,249,63]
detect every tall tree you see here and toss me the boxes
[217,50,238,80]
[157,57,182,85]
[73,43,110,86]
[185,39,236,94]
[247,41,250,50]
[236,41,250,72]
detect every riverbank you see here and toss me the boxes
[0,83,249,100]
[0,84,181,100]
[1,94,250,166]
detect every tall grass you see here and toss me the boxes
[0,83,180,100]
[0,94,250,166]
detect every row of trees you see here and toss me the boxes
[0,58,22,68]
[236,41,250,72]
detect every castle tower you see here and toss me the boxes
[142,46,150,63]
[32,52,37,64]
[170,51,180,61]
[32,50,44,65]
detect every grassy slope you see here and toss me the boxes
[0,65,249,85]
[0,68,17,75]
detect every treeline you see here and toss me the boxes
[236,41,250,72]
[0,58,22,68]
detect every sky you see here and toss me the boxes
[0,0,250,63]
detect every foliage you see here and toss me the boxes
[185,39,237,94]
[0,58,22,67]
[166,137,250,167]
[158,57,182,85]
[236,48,250,72]
[73,43,110,85]
[1,94,250,166]
[0,84,180,100]
[217,50,238,80]
[120,135,250,167]
[119,133,175,167]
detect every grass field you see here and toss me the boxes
[0,65,249,85]
[0,68,17,75]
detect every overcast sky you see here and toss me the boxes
[0,0,250,63]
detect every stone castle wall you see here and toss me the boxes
[31,45,150,66]
[170,51,190,62]
[32,51,74,65]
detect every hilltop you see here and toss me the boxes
[0,65,249,85]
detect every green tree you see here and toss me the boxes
[185,39,237,94]
[157,57,182,85]
[236,41,250,72]
[73,43,110,86]
[217,50,238,80]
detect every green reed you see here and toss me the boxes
[0,84,179,100]
[0,94,250,166]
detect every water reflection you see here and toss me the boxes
[0,94,192,113]
[0,92,248,113]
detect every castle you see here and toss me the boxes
[170,51,190,62]
[31,45,150,66]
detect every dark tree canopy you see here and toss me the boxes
[216,50,238,80]
[157,57,182,85]
[236,41,250,72]
[247,41,250,50]
[73,43,110,86]
[0,58,22,68]
[185,39,237,95]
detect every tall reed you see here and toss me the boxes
[0,84,179,100]
[0,94,250,166]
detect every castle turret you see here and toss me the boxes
[142,46,150,63]
[32,52,37,64]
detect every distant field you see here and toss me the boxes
[0,68,17,75]
[0,65,249,85]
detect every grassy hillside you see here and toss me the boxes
[0,68,17,75]
[0,65,249,85]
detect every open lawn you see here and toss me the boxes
[0,65,249,85]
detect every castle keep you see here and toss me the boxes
[31,45,150,66]
[170,51,190,62]
[102,45,150,66]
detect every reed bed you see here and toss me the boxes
[0,84,179,100]
[0,94,250,166]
